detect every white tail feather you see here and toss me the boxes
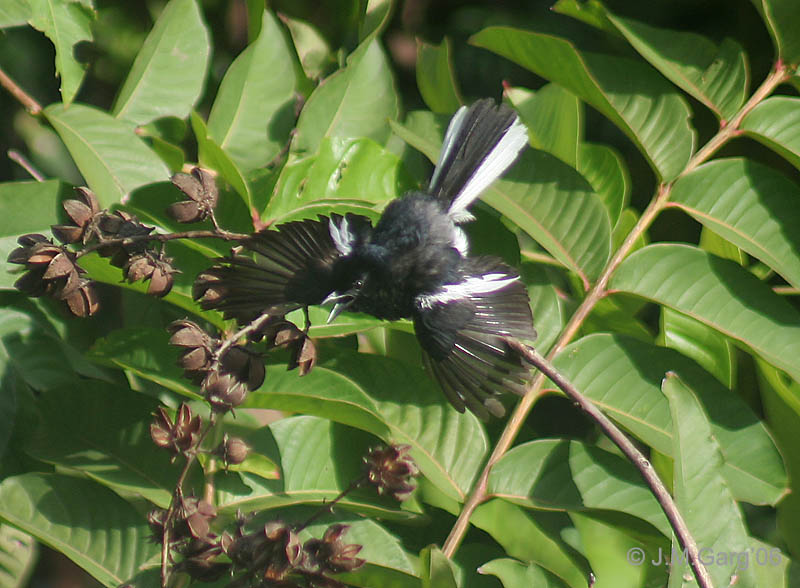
[448,116,528,221]
[428,105,468,193]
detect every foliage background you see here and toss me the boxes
[1,0,800,587]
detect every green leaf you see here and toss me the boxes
[741,96,800,171]
[112,0,209,125]
[416,39,461,114]
[487,439,671,537]
[506,84,581,168]
[207,10,297,173]
[479,559,562,588]
[611,208,647,253]
[44,103,169,206]
[389,118,612,287]
[0,524,37,588]
[0,0,31,27]
[359,0,393,42]
[420,545,458,588]
[662,373,757,588]
[279,13,334,82]
[750,0,800,65]
[265,137,413,220]
[0,473,159,586]
[471,27,695,181]
[472,500,589,588]
[245,348,489,502]
[190,111,253,209]
[521,264,564,355]
[660,307,736,388]
[553,333,788,506]
[0,180,70,289]
[293,39,399,155]
[577,143,630,226]
[609,243,800,385]
[603,12,748,120]
[24,381,185,507]
[28,0,93,106]
[217,416,414,520]
[669,158,800,290]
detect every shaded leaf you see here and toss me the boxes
[0,524,37,588]
[750,0,800,64]
[420,545,458,588]
[577,142,629,226]
[741,96,800,171]
[207,10,296,172]
[669,158,800,290]
[112,0,210,125]
[44,103,169,206]
[662,373,757,588]
[0,473,159,586]
[553,333,788,505]
[0,0,30,27]
[479,559,563,588]
[279,13,333,82]
[416,39,461,114]
[609,243,800,385]
[471,27,695,181]
[293,39,399,154]
[28,0,93,105]
[506,84,581,168]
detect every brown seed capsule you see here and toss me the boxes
[150,403,201,455]
[63,281,100,317]
[304,524,366,574]
[215,434,249,466]
[219,346,266,391]
[166,200,203,224]
[363,444,419,501]
[288,335,316,376]
[203,370,248,413]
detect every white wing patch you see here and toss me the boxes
[448,116,529,221]
[329,216,355,256]
[415,273,518,310]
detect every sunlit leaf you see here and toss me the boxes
[479,559,563,588]
[416,39,461,114]
[750,0,800,64]
[0,0,30,27]
[741,96,800,171]
[577,142,629,226]
[0,524,37,588]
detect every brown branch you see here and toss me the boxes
[0,65,42,114]
[76,229,249,258]
[8,150,46,181]
[505,341,714,588]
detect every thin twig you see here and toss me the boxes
[0,65,42,114]
[8,150,46,181]
[506,340,714,588]
[215,311,276,360]
[296,477,366,531]
[76,229,249,258]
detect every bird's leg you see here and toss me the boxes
[302,305,311,335]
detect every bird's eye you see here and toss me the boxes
[354,279,364,289]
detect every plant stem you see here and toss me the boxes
[215,311,276,360]
[442,60,793,581]
[8,150,46,181]
[0,66,42,114]
[76,229,249,258]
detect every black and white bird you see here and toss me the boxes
[195,99,536,419]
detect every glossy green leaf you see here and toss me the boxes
[479,559,562,588]
[28,0,93,105]
[0,524,37,588]
[359,0,393,42]
[190,111,253,209]
[669,158,800,290]
[24,382,185,507]
[611,207,647,252]
[577,142,629,226]
[741,96,800,171]
[420,545,458,588]
[0,180,69,289]
[506,84,581,168]
[207,10,296,173]
[246,348,489,502]
[265,137,413,220]
[279,13,333,82]
[293,39,399,154]
[487,439,670,536]
[390,118,612,286]
[521,263,563,355]
[553,333,788,505]
[0,473,159,586]
[604,12,748,120]
[0,0,30,27]
[112,0,210,125]
[471,27,695,181]
[750,0,800,64]
[416,39,461,114]
[472,500,589,588]
[44,103,169,206]
[662,373,757,588]
[217,416,414,520]
[610,243,800,384]
[660,307,735,388]
[699,225,747,266]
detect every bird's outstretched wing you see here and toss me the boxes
[194,213,372,322]
[428,99,528,223]
[412,257,536,420]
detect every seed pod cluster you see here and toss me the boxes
[168,168,219,224]
[363,444,420,501]
[150,403,201,457]
[124,251,176,297]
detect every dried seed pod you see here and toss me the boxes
[147,508,168,542]
[167,320,218,383]
[62,280,99,317]
[203,370,248,413]
[177,497,217,541]
[215,434,250,466]
[149,403,201,456]
[288,335,316,376]
[52,187,102,244]
[169,167,219,223]
[176,539,229,582]
[363,444,419,501]
[219,346,265,391]
[123,252,176,297]
[304,524,365,574]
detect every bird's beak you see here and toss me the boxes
[322,291,355,324]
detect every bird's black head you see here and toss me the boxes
[323,245,391,322]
